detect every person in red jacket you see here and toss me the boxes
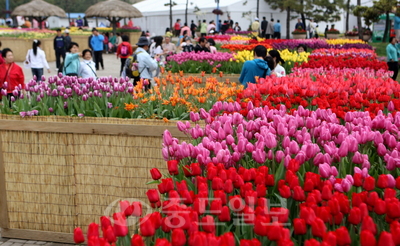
[0,41,4,65]
[0,48,25,100]
[116,35,133,76]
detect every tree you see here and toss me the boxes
[265,0,298,38]
[164,1,177,31]
[354,0,396,42]
[265,0,344,38]
[185,0,188,25]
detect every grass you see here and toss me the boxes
[370,42,387,57]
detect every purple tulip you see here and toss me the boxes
[19,112,26,117]
[319,163,331,178]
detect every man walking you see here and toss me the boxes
[64,29,71,50]
[295,18,305,30]
[53,29,66,72]
[190,20,197,38]
[261,17,268,38]
[266,19,274,39]
[251,17,260,35]
[174,19,181,37]
[273,20,281,39]
[90,28,105,70]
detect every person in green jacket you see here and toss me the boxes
[63,42,81,76]
[200,20,207,37]
[109,32,117,53]
[386,37,400,80]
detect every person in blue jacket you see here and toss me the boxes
[63,42,81,77]
[239,45,271,88]
[386,36,400,80]
[395,12,400,41]
[90,28,104,70]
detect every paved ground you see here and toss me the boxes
[16,52,125,85]
[0,229,74,246]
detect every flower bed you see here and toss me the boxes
[73,100,400,245]
[236,68,397,119]
[0,73,243,120]
[0,28,55,39]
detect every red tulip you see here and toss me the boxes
[353,173,363,187]
[87,223,99,238]
[323,231,337,246]
[146,189,160,203]
[254,215,269,236]
[218,206,231,222]
[201,215,215,233]
[266,221,282,241]
[113,212,128,237]
[348,207,361,225]
[154,238,171,246]
[321,185,332,200]
[210,199,222,215]
[279,185,291,198]
[167,160,179,175]
[100,216,112,231]
[256,184,267,197]
[377,174,389,189]
[363,176,375,191]
[120,200,133,217]
[374,199,386,215]
[140,215,156,237]
[103,226,116,243]
[377,231,395,246]
[293,218,306,235]
[171,228,186,246]
[150,168,162,180]
[386,199,400,218]
[311,218,326,238]
[300,206,316,225]
[360,230,376,246]
[335,227,351,246]
[131,234,145,246]
[304,239,321,246]
[131,201,142,217]
[223,179,234,193]
[293,186,305,201]
[212,177,224,190]
[73,227,85,244]
[362,216,377,235]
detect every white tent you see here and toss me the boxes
[133,0,292,37]
[132,0,369,38]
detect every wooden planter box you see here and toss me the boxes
[345,36,358,39]
[0,115,186,243]
[161,73,240,83]
[326,33,340,39]
[1,37,56,62]
[363,35,371,42]
[292,33,307,39]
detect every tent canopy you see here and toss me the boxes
[133,0,242,14]
[11,0,66,18]
[85,0,143,19]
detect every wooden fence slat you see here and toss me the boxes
[0,120,186,138]
[0,134,9,229]
[1,229,73,243]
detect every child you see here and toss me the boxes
[78,49,97,79]
[63,42,81,76]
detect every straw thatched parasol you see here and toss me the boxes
[85,0,143,34]
[11,0,66,29]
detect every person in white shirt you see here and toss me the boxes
[78,49,97,79]
[25,40,50,82]
[149,36,165,78]
[268,50,286,77]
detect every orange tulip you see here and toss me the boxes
[212,67,217,73]
[219,71,224,78]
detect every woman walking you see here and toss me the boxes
[387,37,400,80]
[268,49,286,77]
[116,35,133,76]
[63,42,81,77]
[0,48,25,100]
[25,40,50,82]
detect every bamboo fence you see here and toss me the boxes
[0,115,187,243]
